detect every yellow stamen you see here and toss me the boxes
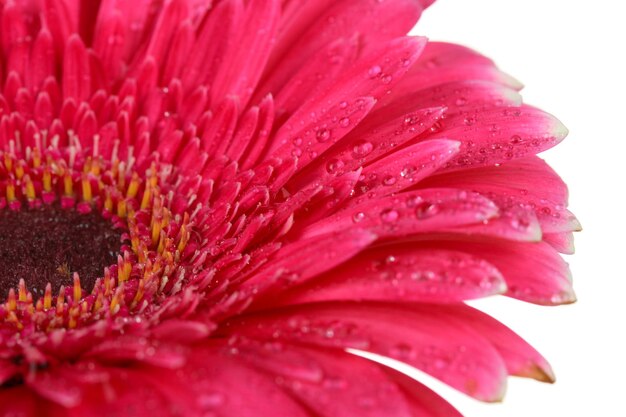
[32,147,42,168]
[140,186,152,210]
[6,289,16,311]
[132,279,145,308]
[117,198,127,218]
[73,273,82,301]
[6,181,16,202]
[56,286,65,315]
[127,172,141,198]
[68,306,79,328]
[24,175,36,201]
[3,154,12,171]
[151,221,162,247]
[18,279,27,302]
[64,172,74,196]
[104,268,113,296]
[44,283,52,309]
[15,162,25,180]
[81,174,93,202]
[178,213,191,253]
[43,168,53,192]
[93,292,104,312]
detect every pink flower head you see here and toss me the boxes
[0,0,578,416]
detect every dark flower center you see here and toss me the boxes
[0,205,123,298]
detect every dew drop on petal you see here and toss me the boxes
[352,141,374,158]
[325,158,345,175]
[382,175,396,186]
[380,209,399,223]
[368,65,382,78]
[415,201,439,219]
[339,117,350,128]
[352,212,365,223]
[316,128,331,142]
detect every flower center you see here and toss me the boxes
[0,145,195,333]
[0,205,123,298]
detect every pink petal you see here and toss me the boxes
[225,302,509,402]
[415,240,575,305]
[261,0,432,98]
[269,96,377,171]
[384,368,464,417]
[382,42,522,107]
[271,245,507,305]
[429,105,568,170]
[289,106,446,191]
[351,139,461,201]
[238,228,377,299]
[210,0,280,108]
[544,231,576,254]
[301,188,498,239]
[0,387,39,417]
[419,156,580,234]
[425,304,555,382]
[234,341,416,417]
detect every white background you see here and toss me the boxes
[407,0,626,416]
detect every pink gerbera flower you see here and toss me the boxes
[0,0,578,415]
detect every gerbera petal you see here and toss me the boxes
[289,106,446,190]
[416,240,575,305]
[225,302,509,402]
[210,0,280,108]
[544,231,576,254]
[236,342,415,417]
[430,105,569,170]
[425,304,555,382]
[383,367,464,417]
[384,42,523,102]
[0,387,40,417]
[301,188,498,239]
[268,245,506,305]
[352,139,461,200]
[237,228,377,297]
[182,345,310,417]
[262,0,433,97]
[419,156,580,233]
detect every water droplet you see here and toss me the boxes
[325,159,345,176]
[463,116,476,126]
[316,128,331,142]
[415,202,439,219]
[429,121,443,133]
[390,343,414,359]
[339,117,350,128]
[339,101,348,109]
[455,97,467,106]
[291,148,302,157]
[368,65,382,78]
[352,212,365,223]
[509,134,522,144]
[352,141,374,158]
[382,175,396,186]
[400,165,416,178]
[381,75,392,84]
[292,137,303,146]
[380,209,399,223]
